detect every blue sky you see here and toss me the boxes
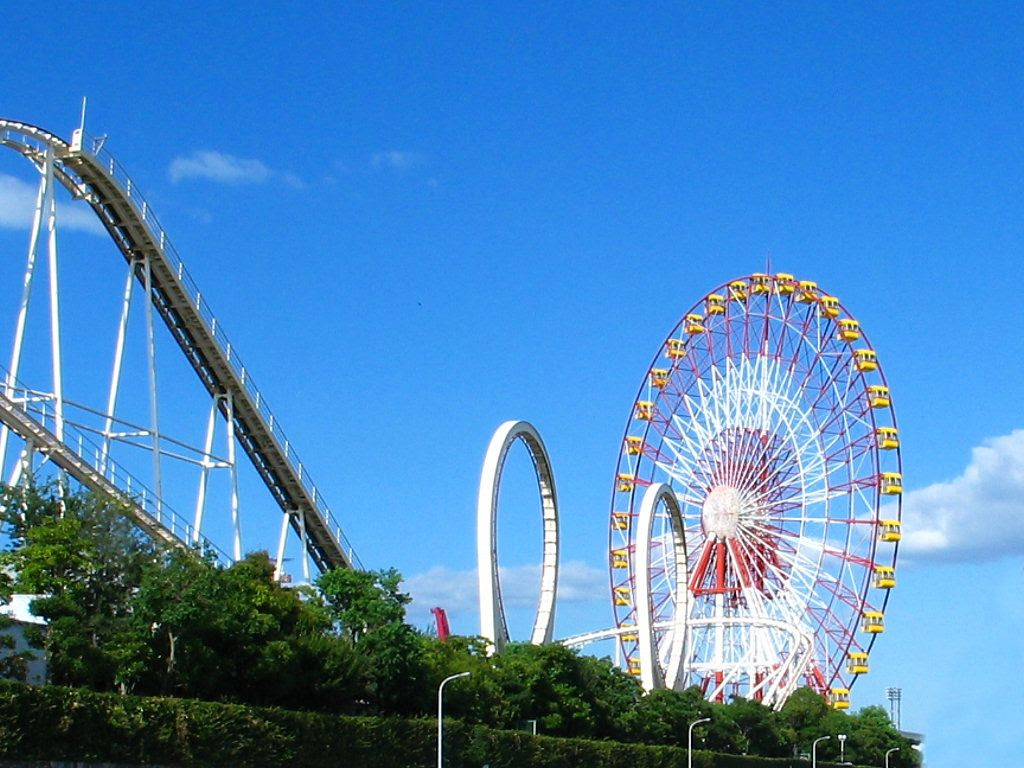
[2,4,1023,765]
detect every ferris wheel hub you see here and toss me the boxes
[701,485,745,539]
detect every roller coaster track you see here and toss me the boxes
[0,118,359,572]
[0,385,223,556]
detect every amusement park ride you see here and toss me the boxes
[0,116,359,582]
[0,116,900,712]
[476,273,903,710]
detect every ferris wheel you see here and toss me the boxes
[608,273,902,710]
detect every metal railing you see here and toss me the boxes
[0,119,360,569]
[0,376,230,565]
[77,131,362,569]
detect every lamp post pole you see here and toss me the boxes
[886,687,902,729]
[688,717,711,768]
[838,733,847,764]
[437,672,470,768]
[885,747,900,768]
[812,735,831,768]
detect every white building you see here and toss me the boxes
[0,594,46,684]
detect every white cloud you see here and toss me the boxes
[404,559,607,632]
[168,151,306,190]
[0,174,105,235]
[405,565,478,615]
[0,174,37,229]
[280,172,305,190]
[168,150,278,185]
[371,150,422,170]
[546,560,608,602]
[900,429,1024,562]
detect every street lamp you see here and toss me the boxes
[838,733,847,764]
[885,747,900,768]
[688,717,711,768]
[437,672,470,768]
[812,735,831,768]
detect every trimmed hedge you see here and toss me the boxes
[0,681,817,768]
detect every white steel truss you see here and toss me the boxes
[0,117,360,575]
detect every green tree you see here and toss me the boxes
[316,567,409,643]
[818,708,853,760]
[623,686,712,747]
[421,633,492,684]
[847,705,920,768]
[718,695,794,757]
[420,633,494,721]
[119,546,227,696]
[780,685,830,744]
[282,632,367,713]
[574,652,643,740]
[316,566,430,714]
[126,550,370,709]
[464,642,640,740]
[2,482,375,711]
[358,620,428,714]
[0,483,158,690]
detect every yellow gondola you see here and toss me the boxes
[862,611,885,633]
[775,273,796,294]
[729,280,749,301]
[878,518,901,542]
[873,565,896,589]
[868,385,891,408]
[838,319,861,341]
[796,280,818,303]
[650,368,670,389]
[855,349,878,372]
[666,338,687,359]
[617,474,636,492]
[685,313,705,334]
[625,436,643,455]
[880,472,903,495]
[611,512,629,530]
[706,294,726,315]
[751,273,771,295]
[635,401,654,420]
[612,549,629,568]
[820,295,841,318]
[830,687,851,710]
[876,427,899,450]
[847,651,869,675]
